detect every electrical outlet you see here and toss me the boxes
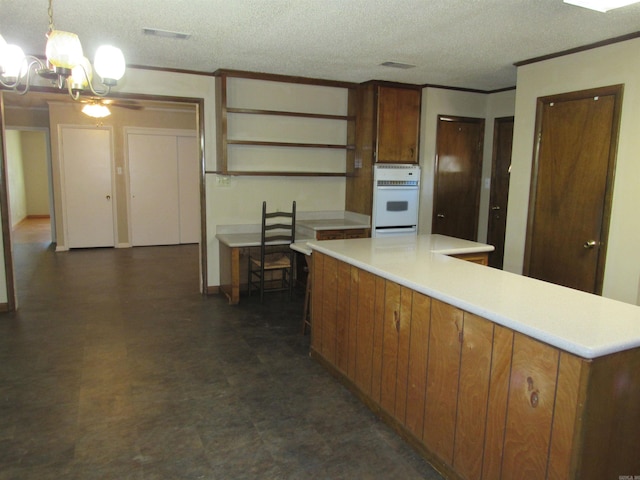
[215,175,231,187]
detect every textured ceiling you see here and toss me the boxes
[1,0,640,91]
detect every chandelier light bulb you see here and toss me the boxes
[70,56,93,90]
[2,43,26,79]
[94,45,126,85]
[46,30,84,70]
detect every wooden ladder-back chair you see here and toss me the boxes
[248,201,296,302]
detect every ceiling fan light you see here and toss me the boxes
[70,56,93,90]
[94,45,125,84]
[46,30,84,69]
[82,103,111,118]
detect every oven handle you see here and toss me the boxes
[374,226,417,233]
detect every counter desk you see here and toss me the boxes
[215,211,370,304]
[307,235,640,480]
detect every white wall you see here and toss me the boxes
[21,130,50,216]
[504,37,640,305]
[418,87,516,241]
[5,130,27,227]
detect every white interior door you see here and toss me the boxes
[128,133,180,246]
[177,135,200,244]
[61,127,115,248]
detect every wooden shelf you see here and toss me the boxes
[216,73,356,176]
[226,107,354,121]
[205,170,347,177]
[226,140,354,150]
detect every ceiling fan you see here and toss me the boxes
[79,97,143,118]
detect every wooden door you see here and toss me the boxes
[376,86,421,163]
[432,116,485,241]
[61,126,115,249]
[525,86,622,294]
[128,133,180,246]
[487,117,514,269]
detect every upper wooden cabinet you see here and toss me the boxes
[376,85,422,164]
[346,82,422,216]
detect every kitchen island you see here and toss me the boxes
[307,235,640,480]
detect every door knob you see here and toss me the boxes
[437,213,445,219]
[584,240,597,249]
[106,195,111,200]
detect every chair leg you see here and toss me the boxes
[302,273,311,335]
[259,266,265,303]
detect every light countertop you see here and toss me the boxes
[296,210,370,233]
[307,234,640,359]
[216,210,370,248]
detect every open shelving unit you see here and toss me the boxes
[212,70,357,177]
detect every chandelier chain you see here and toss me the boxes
[47,0,55,34]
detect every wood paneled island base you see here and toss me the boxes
[310,252,640,480]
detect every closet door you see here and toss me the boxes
[128,133,180,246]
[61,126,115,248]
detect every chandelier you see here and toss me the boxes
[0,0,125,100]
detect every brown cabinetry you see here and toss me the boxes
[314,228,369,240]
[450,252,489,265]
[346,83,422,216]
[376,86,422,164]
[310,251,640,480]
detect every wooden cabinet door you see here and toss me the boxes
[502,333,561,479]
[335,260,353,374]
[405,292,431,438]
[453,313,494,480]
[423,299,463,464]
[380,281,402,413]
[376,86,421,163]
[481,325,514,480]
[354,269,376,394]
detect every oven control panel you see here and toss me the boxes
[374,164,421,184]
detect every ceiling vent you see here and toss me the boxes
[380,61,416,69]
[143,28,191,40]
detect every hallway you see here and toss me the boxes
[0,239,442,479]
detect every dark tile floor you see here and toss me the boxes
[0,232,445,479]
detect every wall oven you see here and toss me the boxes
[372,164,421,237]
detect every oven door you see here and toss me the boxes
[373,185,419,229]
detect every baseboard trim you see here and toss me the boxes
[116,243,132,249]
[55,245,69,252]
[0,302,9,312]
[206,285,220,295]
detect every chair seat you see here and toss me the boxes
[250,252,291,269]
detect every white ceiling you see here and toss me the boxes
[1,0,639,91]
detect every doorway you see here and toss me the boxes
[0,91,207,312]
[4,128,54,244]
[432,115,485,241]
[487,117,514,269]
[524,85,623,294]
